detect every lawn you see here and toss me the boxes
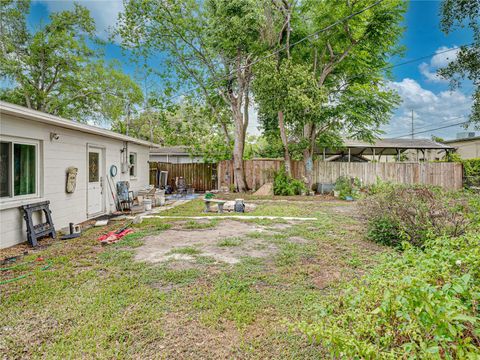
[0,198,388,359]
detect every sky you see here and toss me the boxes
[26,0,477,140]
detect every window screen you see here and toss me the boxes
[13,143,36,196]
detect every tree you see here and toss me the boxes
[116,0,267,191]
[255,0,404,190]
[439,0,480,124]
[0,0,142,123]
[113,98,232,163]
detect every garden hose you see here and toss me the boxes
[0,260,52,285]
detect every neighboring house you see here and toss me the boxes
[0,101,160,248]
[316,138,454,162]
[443,136,480,159]
[149,146,203,164]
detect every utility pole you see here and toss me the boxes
[411,109,414,139]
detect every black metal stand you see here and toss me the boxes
[21,201,56,246]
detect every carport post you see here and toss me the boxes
[323,148,326,162]
[348,148,351,162]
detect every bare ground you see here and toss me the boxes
[135,219,288,265]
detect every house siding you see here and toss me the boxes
[0,113,150,248]
[447,139,480,159]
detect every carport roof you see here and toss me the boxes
[317,138,455,156]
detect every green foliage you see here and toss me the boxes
[298,232,480,358]
[440,0,480,123]
[0,0,142,123]
[273,167,307,196]
[334,176,361,200]
[362,183,477,247]
[367,216,405,247]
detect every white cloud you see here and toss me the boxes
[384,78,474,140]
[418,45,459,83]
[37,0,124,39]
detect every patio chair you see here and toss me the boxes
[116,181,134,211]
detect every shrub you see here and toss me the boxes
[361,183,474,247]
[334,176,361,200]
[366,216,405,247]
[273,167,307,196]
[298,232,480,358]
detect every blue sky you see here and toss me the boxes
[26,1,477,140]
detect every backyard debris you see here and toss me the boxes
[208,201,257,213]
[253,182,273,196]
[0,256,52,285]
[144,215,315,221]
[94,220,109,227]
[21,201,56,247]
[97,228,134,245]
[60,222,81,240]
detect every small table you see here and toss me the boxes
[203,199,227,213]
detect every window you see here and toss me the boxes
[88,152,99,182]
[0,139,38,199]
[129,152,137,177]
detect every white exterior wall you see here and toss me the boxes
[0,113,150,248]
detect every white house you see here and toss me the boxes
[0,101,160,248]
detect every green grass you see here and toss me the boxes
[0,199,382,358]
[167,247,202,255]
[217,237,243,247]
[183,219,218,229]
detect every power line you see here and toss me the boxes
[139,0,387,110]
[142,42,472,113]
[391,118,470,138]
[388,115,470,137]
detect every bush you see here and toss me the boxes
[273,167,307,196]
[334,176,361,200]
[366,216,405,247]
[298,232,480,358]
[361,183,475,247]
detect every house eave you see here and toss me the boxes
[0,101,161,148]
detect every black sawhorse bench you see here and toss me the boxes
[21,201,56,246]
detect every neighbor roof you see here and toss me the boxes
[317,138,454,156]
[150,146,196,155]
[0,101,161,148]
[443,136,480,144]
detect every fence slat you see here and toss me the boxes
[217,160,463,190]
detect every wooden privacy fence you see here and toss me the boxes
[149,162,217,192]
[217,159,463,190]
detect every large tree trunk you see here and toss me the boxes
[278,110,292,177]
[232,112,248,192]
[303,123,315,193]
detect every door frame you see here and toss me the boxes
[86,144,106,218]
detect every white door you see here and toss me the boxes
[87,147,104,216]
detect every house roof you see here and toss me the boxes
[317,137,454,156]
[443,136,480,144]
[150,146,196,156]
[0,101,161,148]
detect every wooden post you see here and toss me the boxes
[372,148,376,162]
[397,149,400,162]
[323,148,326,162]
[348,148,351,162]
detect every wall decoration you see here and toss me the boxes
[66,167,78,193]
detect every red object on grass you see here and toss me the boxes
[97,229,134,245]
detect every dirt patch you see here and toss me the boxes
[135,220,285,265]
